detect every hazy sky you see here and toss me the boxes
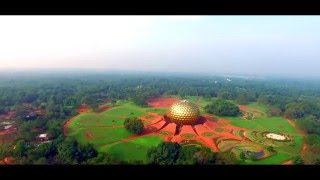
[1,16,320,77]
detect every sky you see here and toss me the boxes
[1,15,320,77]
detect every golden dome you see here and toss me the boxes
[167,100,200,125]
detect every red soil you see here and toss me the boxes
[164,136,172,142]
[199,137,218,151]
[63,115,78,135]
[285,118,296,127]
[218,132,242,141]
[282,160,293,165]
[223,124,247,131]
[78,106,90,113]
[302,143,307,151]
[278,126,284,129]
[0,111,15,120]
[146,97,181,108]
[84,133,93,139]
[201,114,216,122]
[171,135,183,143]
[194,124,216,137]
[159,123,177,135]
[203,120,219,131]
[0,127,17,136]
[0,135,15,143]
[144,120,167,134]
[0,157,14,165]
[239,105,247,111]
[180,125,197,137]
[195,96,203,105]
[217,119,230,123]
[139,112,164,125]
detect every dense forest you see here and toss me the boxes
[1,71,320,164]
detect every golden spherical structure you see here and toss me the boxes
[167,100,200,125]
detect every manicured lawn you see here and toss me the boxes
[184,96,199,103]
[102,103,147,117]
[145,108,168,115]
[70,113,125,127]
[71,128,132,146]
[129,136,164,146]
[219,116,245,121]
[198,97,212,114]
[230,120,266,131]
[254,117,298,134]
[198,97,212,107]
[98,135,163,163]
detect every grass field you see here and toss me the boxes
[102,103,147,117]
[71,128,132,146]
[69,113,125,127]
[145,108,168,115]
[98,135,163,162]
[182,96,199,103]
[198,97,212,114]
[230,120,266,131]
[254,117,298,134]
[246,102,268,114]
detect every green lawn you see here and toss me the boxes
[70,128,132,147]
[69,113,125,127]
[102,102,147,117]
[246,102,268,116]
[98,135,163,163]
[198,97,212,107]
[230,120,266,131]
[198,97,213,114]
[219,116,245,121]
[254,117,298,134]
[145,107,168,115]
[184,96,199,103]
[129,136,164,146]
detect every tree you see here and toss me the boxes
[267,107,282,117]
[293,155,304,165]
[147,142,181,165]
[76,143,98,163]
[132,95,147,106]
[87,153,115,165]
[176,145,201,165]
[13,140,27,157]
[57,139,78,164]
[57,138,98,164]
[34,157,48,165]
[193,147,215,164]
[124,117,144,135]
[205,99,240,116]
[47,120,62,138]
[267,146,275,152]
[239,151,246,160]
[214,152,237,165]
[0,144,11,160]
